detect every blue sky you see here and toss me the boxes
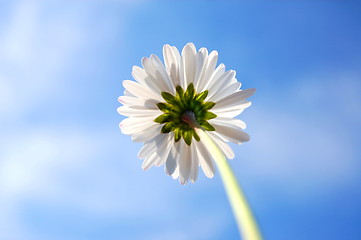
[0,1,360,239]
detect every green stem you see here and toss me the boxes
[196,129,262,240]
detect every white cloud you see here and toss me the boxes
[0,128,110,240]
[0,0,125,120]
[0,127,100,239]
[0,129,96,196]
[0,125,230,240]
[0,1,81,115]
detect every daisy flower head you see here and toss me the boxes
[118,43,255,184]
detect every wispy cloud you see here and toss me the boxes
[0,1,83,116]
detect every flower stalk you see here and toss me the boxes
[196,128,262,240]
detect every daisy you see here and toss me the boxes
[118,43,255,185]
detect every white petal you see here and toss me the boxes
[197,50,218,92]
[142,151,159,170]
[209,81,241,102]
[120,116,155,128]
[123,80,162,101]
[150,54,174,92]
[171,46,182,87]
[118,96,158,109]
[178,52,186,89]
[194,141,214,178]
[201,63,225,92]
[155,133,173,167]
[131,125,162,142]
[212,103,251,118]
[165,154,177,175]
[140,132,173,170]
[194,48,207,89]
[163,44,180,87]
[141,57,172,93]
[178,141,192,185]
[207,70,236,100]
[171,166,179,180]
[124,89,135,97]
[190,143,199,183]
[119,116,158,135]
[165,141,179,175]
[182,43,197,87]
[213,88,256,110]
[132,66,148,85]
[207,132,235,159]
[117,106,161,117]
[212,123,250,144]
[210,117,246,129]
[138,134,163,159]
[132,66,162,95]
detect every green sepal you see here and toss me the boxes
[176,85,184,97]
[161,122,174,133]
[154,114,170,123]
[192,104,202,115]
[185,83,195,100]
[155,83,218,145]
[203,102,216,110]
[161,92,177,104]
[174,128,181,142]
[182,130,192,146]
[195,90,208,102]
[200,121,216,131]
[192,129,200,141]
[203,111,217,120]
[156,102,174,113]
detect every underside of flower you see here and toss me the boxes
[154,83,217,146]
[118,43,255,184]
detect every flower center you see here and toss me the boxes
[154,83,217,145]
